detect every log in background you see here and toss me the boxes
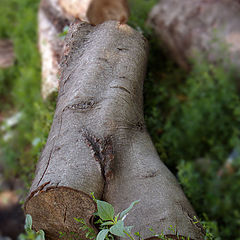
[148,0,240,72]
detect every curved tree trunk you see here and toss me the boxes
[148,0,240,72]
[25,21,204,240]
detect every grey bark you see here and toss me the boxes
[25,21,204,240]
[148,0,240,71]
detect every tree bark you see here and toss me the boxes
[25,21,204,240]
[38,0,70,99]
[148,0,240,71]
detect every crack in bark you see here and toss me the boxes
[63,205,67,223]
[37,107,67,186]
[117,47,129,51]
[178,203,206,236]
[80,129,114,182]
[37,145,55,186]
[28,181,51,200]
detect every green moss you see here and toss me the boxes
[0,0,55,187]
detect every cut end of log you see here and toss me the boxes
[24,187,96,240]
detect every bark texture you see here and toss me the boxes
[38,0,70,99]
[0,40,15,68]
[148,0,240,71]
[25,21,204,240]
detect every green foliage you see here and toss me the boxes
[0,0,56,188]
[75,218,97,240]
[144,54,240,238]
[74,197,214,240]
[96,200,115,221]
[58,26,69,38]
[93,197,139,240]
[128,0,158,35]
[162,62,240,164]
[18,214,45,240]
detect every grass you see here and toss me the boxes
[0,0,55,188]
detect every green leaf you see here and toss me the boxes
[18,234,25,240]
[119,200,140,220]
[110,220,126,237]
[91,192,97,202]
[115,213,120,222]
[37,230,45,240]
[35,235,42,240]
[96,229,109,240]
[24,214,32,231]
[97,200,115,221]
[124,226,133,234]
[101,221,115,226]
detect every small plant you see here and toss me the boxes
[74,218,97,240]
[71,194,215,240]
[18,214,45,240]
[90,193,139,240]
[58,26,69,39]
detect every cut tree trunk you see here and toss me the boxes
[25,21,204,240]
[148,0,240,71]
[0,40,15,68]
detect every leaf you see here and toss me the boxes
[97,200,114,221]
[119,200,140,220]
[124,226,133,235]
[91,192,97,202]
[115,213,120,222]
[101,221,115,226]
[24,214,32,231]
[35,235,42,240]
[37,230,45,240]
[110,220,126,237]
[96,229,109,240]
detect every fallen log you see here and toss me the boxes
[38,0,70,99]
[25,21,204,240]
[148,0,240,71]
